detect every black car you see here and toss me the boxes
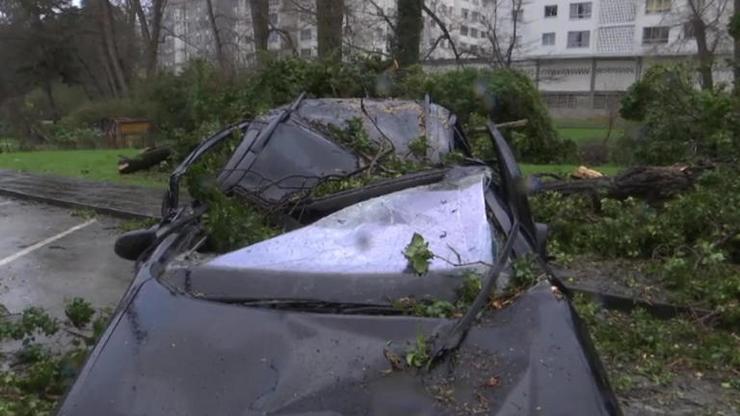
[56,96,620,415]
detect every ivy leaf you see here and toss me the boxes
[403,233,434,275]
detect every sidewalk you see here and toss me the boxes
[0,169,171,219]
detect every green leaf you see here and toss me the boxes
[403,233,434,275]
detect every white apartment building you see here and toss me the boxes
[518,0,733,58]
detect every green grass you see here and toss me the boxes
[521,164,622,177]
[0,149,168,188]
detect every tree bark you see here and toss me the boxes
[250,0,269,65]
[206,0,230,75]
[316,0,344,60]
[693,19,714,90]
[394,0,423,67]
[734,0,740,97]
[43,81,59,121]
[97,0,129,96]
[118,147,172,174]
[131,0,166,77]
[534,166,709,205]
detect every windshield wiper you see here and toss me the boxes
[237,299,401,315]
[426,221,520,367]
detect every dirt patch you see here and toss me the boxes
[619,372,739,416]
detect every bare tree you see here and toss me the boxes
[421,2,462,63]
[205,0,230,74]
[94,0,129,95]
[661,0,733,90]
[130,0,167,77]
[687,0,731,89]
[478,0,525,68]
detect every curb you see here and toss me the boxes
[0,187,160,220]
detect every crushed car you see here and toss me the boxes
[56,95,621,415]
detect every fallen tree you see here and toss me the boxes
[118,147,172,174]
[533,165,712,205]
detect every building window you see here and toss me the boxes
[300,48,312,57]
[683,22,695,39]
[269,13,278,24]
[300,29,312,41]
[569,2,592,19]
[472,11,480,22]
[470,28,479,38]
[268,31,280,44]
[642,26,670,44]
[645,0,671,14]
[462,8,469,19]
[460,25,469,36]
[542,32,555,46]
[544,5,558,17]
[567,30,590,47]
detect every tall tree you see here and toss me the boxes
[683,0,732,90]
[316,0,344,60]
[131,0,167,77]
[206,0,230,74]
[250,0,269,64]
[93,0,129,95]
[394,0,422,66]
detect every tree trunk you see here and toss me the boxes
[316,0,344,61]
[43,81,59,121]
[131,0,166,77]
[394,0,423,67]
[734,0,740,97]
[249,0,269,65]
[692,17,714,90]
[97,0,129,96]
[534,165,709,205]
[118,147,172,174]
[206,0,230,75]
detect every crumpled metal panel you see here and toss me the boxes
[217,98,458,205]
[56,279,620,415]
[195,167,495,304]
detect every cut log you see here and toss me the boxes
[118,147,171,174]
[534,165,709,204]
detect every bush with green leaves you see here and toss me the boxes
[619,64,738,165]
[0,299,111,415]
[133,59,566,164]
[398,67,575,163]
[532,166,740,323]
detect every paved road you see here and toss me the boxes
[0,195,134,317]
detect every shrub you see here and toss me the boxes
[398,67,574,163]
[619,64,738,164]
[137,59,567,164]
[532,166,740,323]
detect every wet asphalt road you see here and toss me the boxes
[0,195,134,317]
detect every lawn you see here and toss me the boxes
[553,118,628,144]
[0,149,168,188]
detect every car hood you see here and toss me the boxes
[57,278,618,415]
